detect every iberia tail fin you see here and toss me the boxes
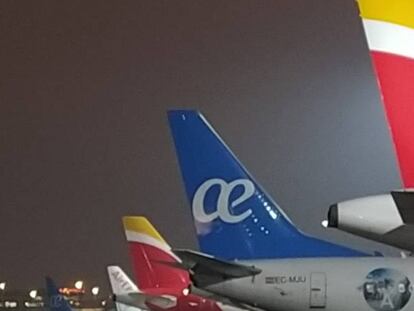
[357,0,414,187]
[123,216,190,291]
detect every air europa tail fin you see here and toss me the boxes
[123,216,190,291]
[45,277,72,311]
[357,0,414,187]
[168,110,366,259]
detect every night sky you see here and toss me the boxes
[1,1,401,290]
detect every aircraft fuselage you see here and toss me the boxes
[201,257,414,311]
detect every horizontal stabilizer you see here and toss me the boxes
[174,249,261,279]
[114,292,177,310]
[328,190,414,251]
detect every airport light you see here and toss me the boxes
[91,286,99,296]
[4,301,17,308]
[0,282,5,291]
[29,290,38,299]
[74,280,83,290]
[321,220,328,228]
[182,288,190,296]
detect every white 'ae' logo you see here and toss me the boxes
[192,178,255,224]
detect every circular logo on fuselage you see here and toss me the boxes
[362,268,411,311]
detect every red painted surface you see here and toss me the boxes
[371,51,414,187]
[128,241,223,311]
[128,242,190,291]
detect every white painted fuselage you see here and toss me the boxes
[202,257,414,311]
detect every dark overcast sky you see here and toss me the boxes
[0,0,401,290]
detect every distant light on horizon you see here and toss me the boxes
[74,281,83,290]
[29,290,37,299]
[91,286,99,296]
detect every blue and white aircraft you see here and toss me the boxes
[168,110,365,260]
[167,110,414,311]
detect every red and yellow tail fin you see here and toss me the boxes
[357,0,414,187]
[123,216,190,291]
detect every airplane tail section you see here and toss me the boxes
[107,266,140,295]
[107,265,179,311]
[123,216,190,291]
[357,0,414,187]
[45,277,72,311]
[107,266,142,311]
[168,110,366,259]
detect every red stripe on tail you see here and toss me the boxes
[370,51,414,187]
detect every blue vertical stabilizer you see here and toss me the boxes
[168,110,367,259]
[45,277,72,311]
